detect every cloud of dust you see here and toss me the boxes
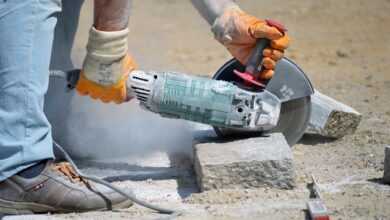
[45,77,195,160]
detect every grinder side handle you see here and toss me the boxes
[245,38,269,76]
[247,19,287,77]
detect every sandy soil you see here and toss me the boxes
[4,0,390,219]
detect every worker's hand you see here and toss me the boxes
[212,6,289,79]
[76,27,137,104]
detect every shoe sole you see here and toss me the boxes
[0,198,133,215]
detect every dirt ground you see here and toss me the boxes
[5,0,390,219]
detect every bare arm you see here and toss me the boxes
[94,0,131,31]
[190,0,238,25]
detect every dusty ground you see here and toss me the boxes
[4,0,390,219]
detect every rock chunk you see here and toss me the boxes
[307,91,362,138]
[194,133,295,191]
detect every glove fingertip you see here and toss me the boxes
[262,48,273,57]
[253,25,283,40]
[274,51,284,61]
[260,69,274,80]
[76,89,88,96]
[111,95,124,104]
[271,35,290,50]
[263,62,275,70]
[100,97,111,103]
[262,57,275,65]
[90,93,99,100]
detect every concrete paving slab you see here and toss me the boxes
[308,91,362,138]
[194,133,295,191]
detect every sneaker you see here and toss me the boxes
[0,161,132,214]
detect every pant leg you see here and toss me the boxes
[0,0,62,181]
[46,0,84,158]
[50,0,84,71]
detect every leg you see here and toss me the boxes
[45,0,84,156]
[0,1,133,214]
[50,0,84,71]
[0,0,61,181]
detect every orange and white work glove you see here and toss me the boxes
[212,6,290,80]
[76,27,137,104]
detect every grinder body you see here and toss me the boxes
[127,70,281,132]
[125,56,314,145]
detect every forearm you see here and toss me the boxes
[190,0,238,25]
[93,0,131,31]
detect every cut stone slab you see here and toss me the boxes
[307,90,362,138]
[194,133,295,191]
[384,146,390,184]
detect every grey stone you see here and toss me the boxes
[384,146,390,184]
[194,133,295,191]
[307,91,362,138]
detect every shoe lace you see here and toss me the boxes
[53,162,88,184]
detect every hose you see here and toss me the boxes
[53,141,179,215]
